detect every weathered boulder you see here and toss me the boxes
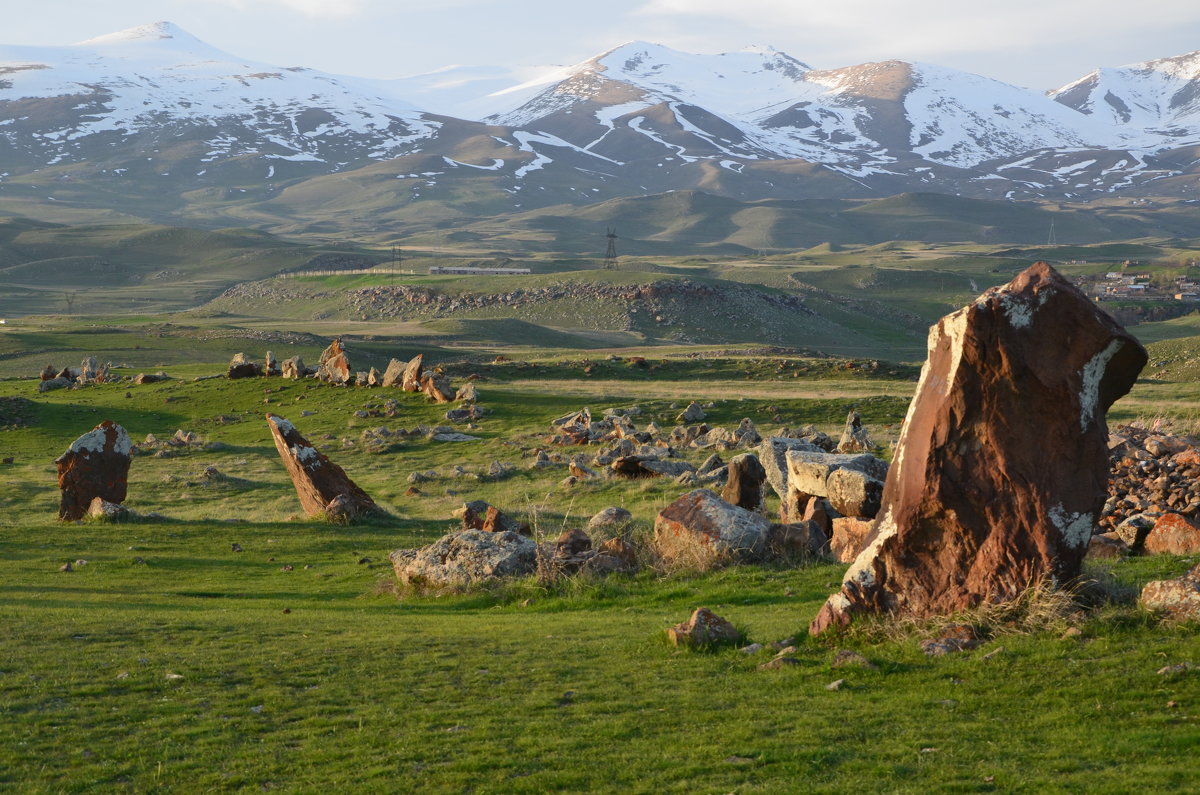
[39,376,72,393]
[667,607,739,648]
[381,358,405,388]
[390,530,537,589]
[677,401,706,423]
[455,382,479,403]
[87,497,130,522]
[281,356,305,380]
[811,262,1146,635]
[1144,513,1200,555]
[227,352,262,379]
[753,439,820,501]
[55,421,132,521]
[654,488,773,565]
[721,453,767,512]
[766,521,828,558]
[39,365,57,381]
[611,455,694,479]
[824,467,884,519]
[264,351,281,377]
[587,506,632,531]
[401,354,425,392]
[1140,563,1200,619]
[734,418,762,446]
[79,356,98,383]
[785,450,889,501]
[265,414,378,520]
[836,410,873,453]
[421,372,455,403]
[366,367,382,387]
[317,339,351,384]
[1086,532,1128,560]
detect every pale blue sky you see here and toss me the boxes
[4,0,1199,91]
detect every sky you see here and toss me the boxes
[3,0,1200,91]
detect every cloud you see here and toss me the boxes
[191,0,371,19]
[633,0,1200,66]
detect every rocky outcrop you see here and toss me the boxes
[317,339,351,384]
[55,421,132,521]
[721,453,766,512]
[1140,563,1200,620]
[265,414,378,520]
[391,530,537,589]
[812,262,1147,635]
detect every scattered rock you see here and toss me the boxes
[677,401,706,423]
[654,489,774,566]
[759,656,801,670]
[919,625,982,656]
[227,352,262,379]
[757,437,820,502]
[38,376,72,392]
[87,497,130,521]
[1144,513,1200,555]
[281,355,305,380]
[666,607,740,648]
[836,410,873,453]
[831,649,877,670]
[587,506,632,531]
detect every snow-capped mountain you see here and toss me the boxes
[0,22,1198,233]
[1051,50,1200,142]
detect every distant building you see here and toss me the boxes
[428,266,531,276]
[1176,293,1199,301]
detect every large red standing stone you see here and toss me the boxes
[55,421,132,521]
[811,262,1146,634]
[266,414,379,520]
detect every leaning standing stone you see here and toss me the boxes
[721,453,767,512]
[55,421,132,521]
[265,414,378,520]
[811,262,1147,634]
[317,339,351,384]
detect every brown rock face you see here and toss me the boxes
[1144,513,1200,555]
[811,262,1147,635]
[281,356,305,380]
[265,414,378,520]
[317,339,351,384]
[39,365,57,381]
[830,517,873,563]
[401,354,425,392]
[55,421,132,521]
[721,453,767,512]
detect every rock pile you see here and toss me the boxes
[1099,424,1200,554]
[811,262,1146,635]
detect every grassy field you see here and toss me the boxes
[2,339,1199,792]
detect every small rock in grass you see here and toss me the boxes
[1157,662,1195,676]
[758,656,800,670]
[826,679,846,690]
[739,643,764,655]
[831,649,877,670]
[165,673,183,681]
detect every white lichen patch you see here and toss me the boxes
[1048,504,1093,548]
[268,416,296,435]
[1079,339,1123,431]
[65,424,131,456]
[291,444,319,465]
[998,293,1034,329]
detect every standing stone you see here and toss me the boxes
[381,358,405,387]
[367,367,382,387]
[455,382,479,403]
[264,351,281,377]
[39,365,58,381]
[836,410,873,453]
[55,421,131,521]
[227,352,261,379]
[401,354,425,392]
[265,414,378,520]
[79,356,98,383]
[721,453,767,512]
[317,339,351,384]
[281,355,305,380]
[811,263,1146,635]
[677,401,705,423]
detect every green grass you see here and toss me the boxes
[2,301,1200,791]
